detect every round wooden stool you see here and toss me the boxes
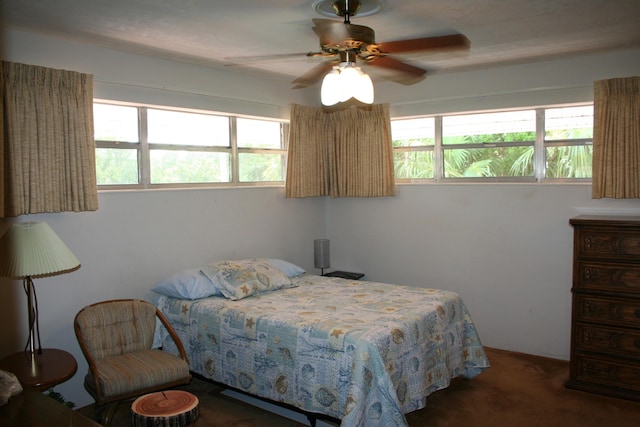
[131,390,199,427]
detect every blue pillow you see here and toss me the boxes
[151,268,220,300]
[268,259,306,277]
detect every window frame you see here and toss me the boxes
[95,100,592,190]
[94,101,288,190]
[391,103,593,183]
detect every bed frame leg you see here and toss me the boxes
[307,415,317,427]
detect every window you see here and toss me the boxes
[443,110,536,179]
[237,118,285,182]
[96,101,591,189]
[391,105,593,182]
[94,102,287,188]
[544,106,593,179]
[94,103,140,185]
[391,117,435,179]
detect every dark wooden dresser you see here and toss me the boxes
[567,215,640,401]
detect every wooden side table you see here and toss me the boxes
[0,348,77,391]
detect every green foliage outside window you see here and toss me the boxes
[95,148,139,185]
[393,151,434,179]
[545,145,592,178]
[444,131,536,177]
[392,106,593,181]
[544,125,593,178]
[239,153,284,182]
[150,150,230,184]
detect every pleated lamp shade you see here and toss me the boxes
[0,222,80,279]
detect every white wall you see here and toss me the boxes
[1,28,640,407]
[322,46,640,361]
[326,184,640,359]
[4,29,316,117]
[0,188,326,407]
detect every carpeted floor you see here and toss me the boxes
[78,347,640,426]
[406,347,640,427]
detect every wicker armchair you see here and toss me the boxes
[74,299,191,425]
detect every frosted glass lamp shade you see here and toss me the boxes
[321,64,374,106]
[321,69,342,106]
[0,222,80,279]
[354,70,374,104]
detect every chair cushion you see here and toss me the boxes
[87,349,190,400]
[76,300,157,360]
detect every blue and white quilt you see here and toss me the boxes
[154,274,489,427]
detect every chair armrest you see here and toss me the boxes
[154,308,189,364]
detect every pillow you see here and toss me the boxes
[151,268,220,300]
[202,258,295,300]
[268,259,305,277]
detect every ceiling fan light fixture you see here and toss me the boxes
[354,68,374,104]
[321,63,374,106]
[321,68,342,106]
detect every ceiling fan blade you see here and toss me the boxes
[292,61,336,89]
[367,56,427,85]
[379,34,470,54]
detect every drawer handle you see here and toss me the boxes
[585,364,602,374]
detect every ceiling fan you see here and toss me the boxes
[225,0,470,92]
[292,1,470,88]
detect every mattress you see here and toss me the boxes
[153,273,489,427]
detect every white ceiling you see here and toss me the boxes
[4,0,640,87]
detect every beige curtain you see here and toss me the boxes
[592,76,640,199]
[286,103,396,198]
[1,61,98,216]
[286,104,331,197]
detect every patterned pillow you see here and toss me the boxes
[201,258,295,300]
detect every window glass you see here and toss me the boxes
[546,146,592,178]
[147,109,229,146]
[394,151,434,179]
[239,153,284,182]
[391,118,435,147]
[545,106,593,140]
[237,118,282,148]
[150,150,230,184]
[95,148,139,184]
[443,110,536,144]
[444,147,534,178]
[94,104,138,142]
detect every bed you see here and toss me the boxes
[150,259,489,427]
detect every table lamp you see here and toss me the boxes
[314,239,330,275]
[0,222,80,366]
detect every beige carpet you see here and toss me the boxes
[79,347,640,426]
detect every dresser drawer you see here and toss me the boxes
[572,353,640,393]
[574,294,640,327]
[575,261,640,294]
[575,229,640,261]
[574,323,640,358]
